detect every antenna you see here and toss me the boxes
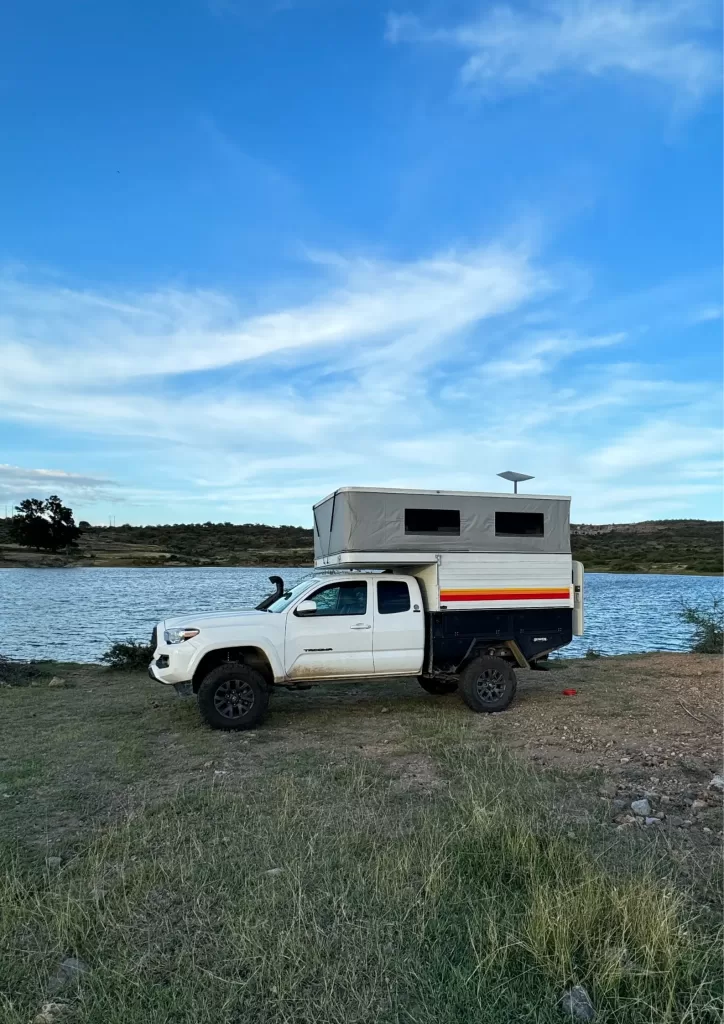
[497,471,534,494]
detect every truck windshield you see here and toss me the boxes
[266,579,317,613]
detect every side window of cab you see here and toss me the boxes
[376,580,411,614]
[303,581,367,616]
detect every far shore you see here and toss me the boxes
[0,554,720,577]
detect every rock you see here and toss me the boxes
[708,775,724,793]
[46,857,62,870]
[644,817,660,826]
[612,798,628,812]
[691,799,707,813]
[48,677,68,689]
[380,707,391,714]
[265,867,284,876]
[32,1002,70,1024]
[668,816,685,828]
[643,791,659,801]
[560,984,595,1020]
[47,956,89,996]
[631,799,651,817]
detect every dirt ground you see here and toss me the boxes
[270,652,724,844]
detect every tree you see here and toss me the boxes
[9,495,81,552]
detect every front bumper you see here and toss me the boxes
[148,660,193,696]
[148,633,199,686]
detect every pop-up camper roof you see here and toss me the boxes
[313,487,571,560]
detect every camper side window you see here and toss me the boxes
[495,511,544,537]
[404,508,460,535]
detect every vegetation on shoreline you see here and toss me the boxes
[679,600,723,654]
[0,515,721,574]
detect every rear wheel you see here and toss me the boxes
[197,662,269,730]
[459,655,517,713]
[418,676,458,695]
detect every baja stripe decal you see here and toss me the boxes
[440,588,571,602]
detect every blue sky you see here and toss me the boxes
[0,0,721,527]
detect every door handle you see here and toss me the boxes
[350,623,372,630]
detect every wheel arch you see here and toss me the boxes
[192,646,275,693]
[454,638,524,675]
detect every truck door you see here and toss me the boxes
[372,578,425,675]
[284,579,374,679]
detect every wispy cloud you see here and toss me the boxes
[0,244,545,389]
[386,0,721,104]
[0,465,118,506]
[0,242,720,524]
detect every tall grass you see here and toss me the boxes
[0,751,720,1023]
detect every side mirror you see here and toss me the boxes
[296,600,317,617]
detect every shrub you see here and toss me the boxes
[679,600,724,654]
[585,648,603,659]
[101,639,155,670]
[0,657,53,687]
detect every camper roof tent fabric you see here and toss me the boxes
[313,487,571,558]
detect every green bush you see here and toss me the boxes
[101,639,155,670]
[679,600,724,654]
[585,648,603,659]
[0,658,53,687]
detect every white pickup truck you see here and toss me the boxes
[149,487,583,729]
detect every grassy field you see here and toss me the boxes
[0,655,721,1023]
[1,517,721,574]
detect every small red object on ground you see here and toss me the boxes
[561,688,577,696]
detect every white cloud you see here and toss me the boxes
[0,465,117,506]
[0,244,721,525]
[587,420,723,475]
[386,0,721,103]
[0,244,545,391]
[483,331,625,381]
[691,304,723,323]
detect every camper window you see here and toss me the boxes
[404,508,460,535]
[495,511,544,537]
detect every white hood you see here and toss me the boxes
[163,608,269,631]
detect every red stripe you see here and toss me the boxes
[440,591,570,602]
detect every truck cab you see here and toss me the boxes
[149,573,428,728]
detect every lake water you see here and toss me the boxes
[0,567,721,664]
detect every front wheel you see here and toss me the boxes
[459,656,517,713]
[418,676,458,695]
[197,662,269,730]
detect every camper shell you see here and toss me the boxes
[314,487,582,669]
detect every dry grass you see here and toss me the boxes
[0,662,721,1023]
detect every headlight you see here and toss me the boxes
[164,628,200,644]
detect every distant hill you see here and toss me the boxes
[570,519,722,575]
[0,517,721,574]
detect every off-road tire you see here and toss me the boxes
[418,676,458,695]
[197,662,269,730]
[459,655,517,713]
